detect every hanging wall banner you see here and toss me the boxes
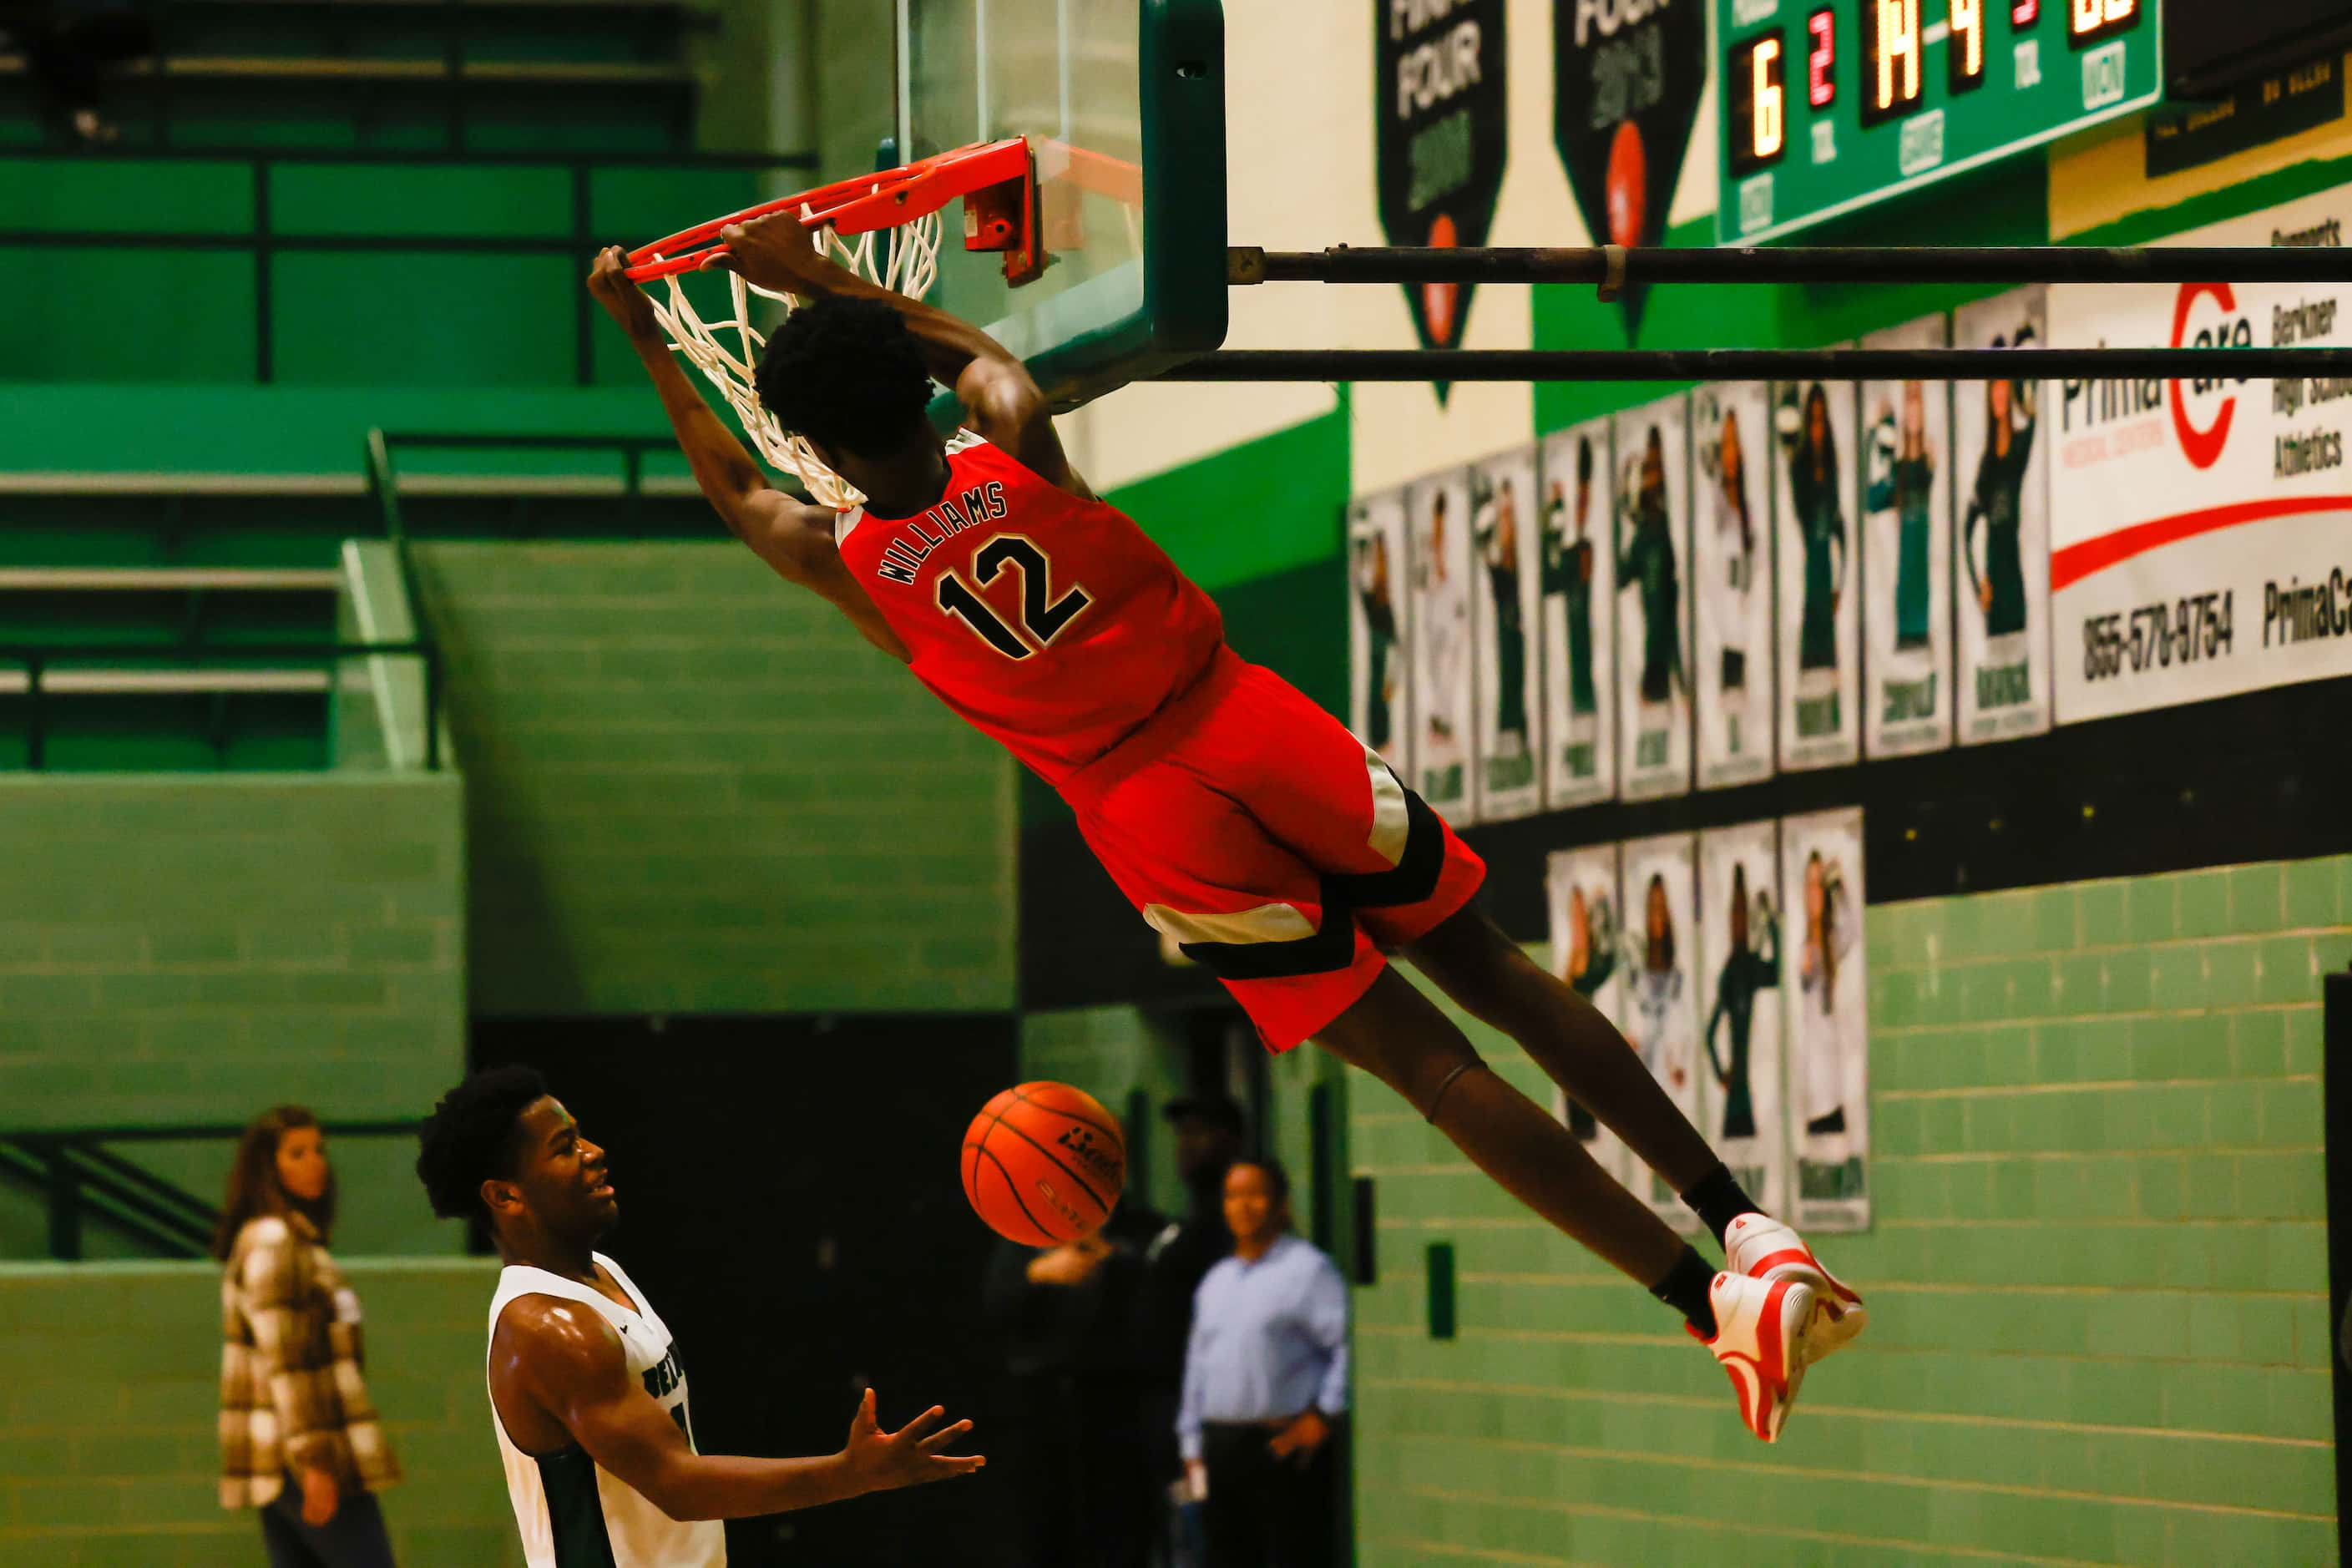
[1377,0,1508,367]
[1698,820,1788,1224]
[1692,383,1777,789]
[1409,468,1478,822]
[1349,489,1414,787]
[1621,832,1702,1232]
[1546,842,1630,1186]
[1773,372,1861,770]
[1538,420,1616,808]
[2049,186,2352,723]
[1781,807,1869,1233]
[1954,287,2056,743]
[1470,446,1544,821]
[1861,314,1957,757]
[1552,0,1707,336]
[1614,394,1693,800]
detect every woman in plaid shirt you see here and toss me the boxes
[215,1106,402,1567]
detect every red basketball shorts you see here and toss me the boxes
[1057,647,1485,1051]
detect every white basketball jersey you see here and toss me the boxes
[488,1253,727,1568]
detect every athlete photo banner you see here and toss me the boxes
[1538,419,1617,808]
[2049,185,2352,723]
[1954,287,2056,743]
[1781,807,1869,1233]
[1772,372,1861,770]
[1861,314,1956,757]
[1614,394,1693,801]
[1348,488,1413,786]
[1546,842,1630,1186]
[1698,821,1788,1223]
[1408,468,1477,821]
[1692,383,1777,789]
[1621,832,1702,1232]
[1469,445,1544,821]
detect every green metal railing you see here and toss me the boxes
[0,144,816,384]
[0,639,441,771]
[0,1120,417,1260]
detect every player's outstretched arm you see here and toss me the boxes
[586,249,910,661]
[495,1299,982,1522]
[716,215,1095,502]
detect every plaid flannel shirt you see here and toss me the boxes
[218,1213,401,1509]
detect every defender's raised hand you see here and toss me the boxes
[587,246,660,342]
[840,1388,984,1493]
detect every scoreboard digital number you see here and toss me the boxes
[1717,0,2160,242]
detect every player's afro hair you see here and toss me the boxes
[753,295,935,458]
[415,1065,550,1220]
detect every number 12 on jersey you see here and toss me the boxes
[937,535,1092,659]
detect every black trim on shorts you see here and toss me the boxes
[1325,777,1446,910]
[1176,878,1358,980]
[1176,775,1453,981]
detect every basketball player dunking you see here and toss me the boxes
[416,1067,983,1567]
[586,224,1866,1442]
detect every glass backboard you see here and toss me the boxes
[896,0,1227,407]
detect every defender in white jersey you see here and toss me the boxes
[417,1067,984,1568]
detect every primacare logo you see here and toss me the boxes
[2168,281,2249,471]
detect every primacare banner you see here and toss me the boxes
[2049,187,2352,722]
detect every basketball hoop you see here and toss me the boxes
[625,138,1042,508]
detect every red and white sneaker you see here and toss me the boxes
[1725,1212,1868,1363]
[1694,1269,1814,1444]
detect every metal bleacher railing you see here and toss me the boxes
[0,0,721,149]
[0,1119,418,1260]
[0,638,443,770]
[0,143,817,385]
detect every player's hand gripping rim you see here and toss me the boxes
[840,1387,985,1492]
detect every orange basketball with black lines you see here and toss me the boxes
[961,1081,1126,1245]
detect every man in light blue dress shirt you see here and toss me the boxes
[1178,1159,1347,1568]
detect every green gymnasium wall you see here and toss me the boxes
[1349,857,2349,1567]
[412,541,1018,1016]
[0,157,771,387]
[0,775,464,1260]
[0,1257,520,1568]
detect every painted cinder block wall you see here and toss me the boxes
[412,541,1019,1017]
[0,1258,522,1568]
[1349,856,2349,1567]
[0,774,466,1259]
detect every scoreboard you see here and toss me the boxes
[1716,0,2162,242]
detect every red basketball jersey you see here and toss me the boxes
[832,432,1226,784]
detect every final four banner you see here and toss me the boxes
[1538,420,1616,808]
[1698,821,1788,1223]
[1377,0,1508,364]
[1614,395,1693,801]
[1546,842,1630,1186]
[1861,314,1957,757]
[1408,468,1476,821]
[1348,490,1413,785]
[2049,185,2352,722]
[1692,383,1776,790]
[1953,287,2056,743]
[1621,832,1702,1232]
[1773,372,1861,770]
[1470,446,1544,821]
[1781,807,1869,1232]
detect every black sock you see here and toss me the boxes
[1680,1162,1759,1248]
[1650,1245,1719,1338]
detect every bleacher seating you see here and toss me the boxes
[0,0,707,150]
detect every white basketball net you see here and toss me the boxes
[644,209,945,509]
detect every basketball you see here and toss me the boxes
[961,1082,1127,1245]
